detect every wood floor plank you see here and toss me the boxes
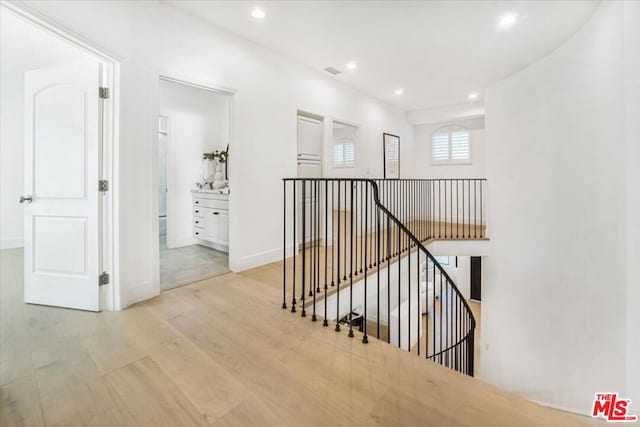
[148,335,249,423]
[0,376,44,427]
[103,356,207,426]
[33,349,128,426]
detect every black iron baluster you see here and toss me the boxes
[363,182,369,344]
[291,181,297,313]
[323,181,329,326]
[301,180,307,317]
[349,181,354,338]
[343,181,347,281]
[377,203,381,340]
[397,223,401,348]
[474,180,477,238]
[408,233,411,351]
[311,182,317,322]
[331,181,335,287]
[480,180,483,238]
[387,216,391,344]
[283,180,287,310]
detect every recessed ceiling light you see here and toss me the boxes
[346,61,357,70]
[498,12,518,30]
[394,88,403,95]
[468,92,479,100]
[251,8,266,19]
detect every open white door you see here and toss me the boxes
[23,61,103,311]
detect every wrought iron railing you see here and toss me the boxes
[282,178,486,376]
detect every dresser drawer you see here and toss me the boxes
[193,218,204,227]
[193,198,228,210]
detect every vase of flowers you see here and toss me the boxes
[202,148,229,190]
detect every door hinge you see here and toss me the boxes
[99,87,110,99]
[99,272,109,286]
[98,180,109,192]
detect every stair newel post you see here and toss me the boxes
[300,179,306,318]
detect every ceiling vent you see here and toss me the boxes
[324,67,342,75]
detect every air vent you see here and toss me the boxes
[324,67,342,75]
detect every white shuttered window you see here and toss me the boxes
[431,126,471,164]
[333,138,355,168]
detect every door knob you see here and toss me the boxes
[19,195,32,204]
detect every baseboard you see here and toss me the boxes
[0,238,23,250]
[238,245,295,271]
[121,282,159,310]
[529,399,594,420]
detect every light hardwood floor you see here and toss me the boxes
[1,248,594,426]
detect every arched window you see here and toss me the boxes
[431,125,471,164]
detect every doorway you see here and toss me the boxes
[157,77,232,291]
[0,6,114,311]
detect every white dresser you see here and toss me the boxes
[192,190,229,253]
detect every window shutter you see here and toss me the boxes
[451,130,470,160]
[432,133,450,162]
[431,126,471,163]
[333,138,355,168]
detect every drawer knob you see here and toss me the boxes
[213,212,219,215]
[195,201,199,204]
[195,221,199,224]
[195,232,199,235]
[195,210,199,213]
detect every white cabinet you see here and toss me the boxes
[192,191,229,253]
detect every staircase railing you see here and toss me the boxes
[282,178,486,376]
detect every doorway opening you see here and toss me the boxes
[157,77,232,291]
[0,5,115,312]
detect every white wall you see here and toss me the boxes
[159,79,229,248]
[12,0,414,308]
[0,71,24,249]
[413,117,486,179]
[624,0,640,413]
[483,2,629,413]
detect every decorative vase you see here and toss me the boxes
[211,163,227,189]
[201,159,215,183]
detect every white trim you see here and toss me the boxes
[239,246,295,272]
[0,238,23,250]
[153,73,240,288]
[2,1,120,312]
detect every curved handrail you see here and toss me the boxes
[282,177,477,375]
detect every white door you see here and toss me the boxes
[23,61,103,311]
[297,115,323,160]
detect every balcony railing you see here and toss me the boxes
[282,178,486,376]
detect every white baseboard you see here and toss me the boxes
[122,282,159,310]
[238,245,295,272]
[1,238,23,250]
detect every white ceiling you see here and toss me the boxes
[167,0,599,111]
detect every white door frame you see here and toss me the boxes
[2,2,120,311]
[152,73,239,290]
